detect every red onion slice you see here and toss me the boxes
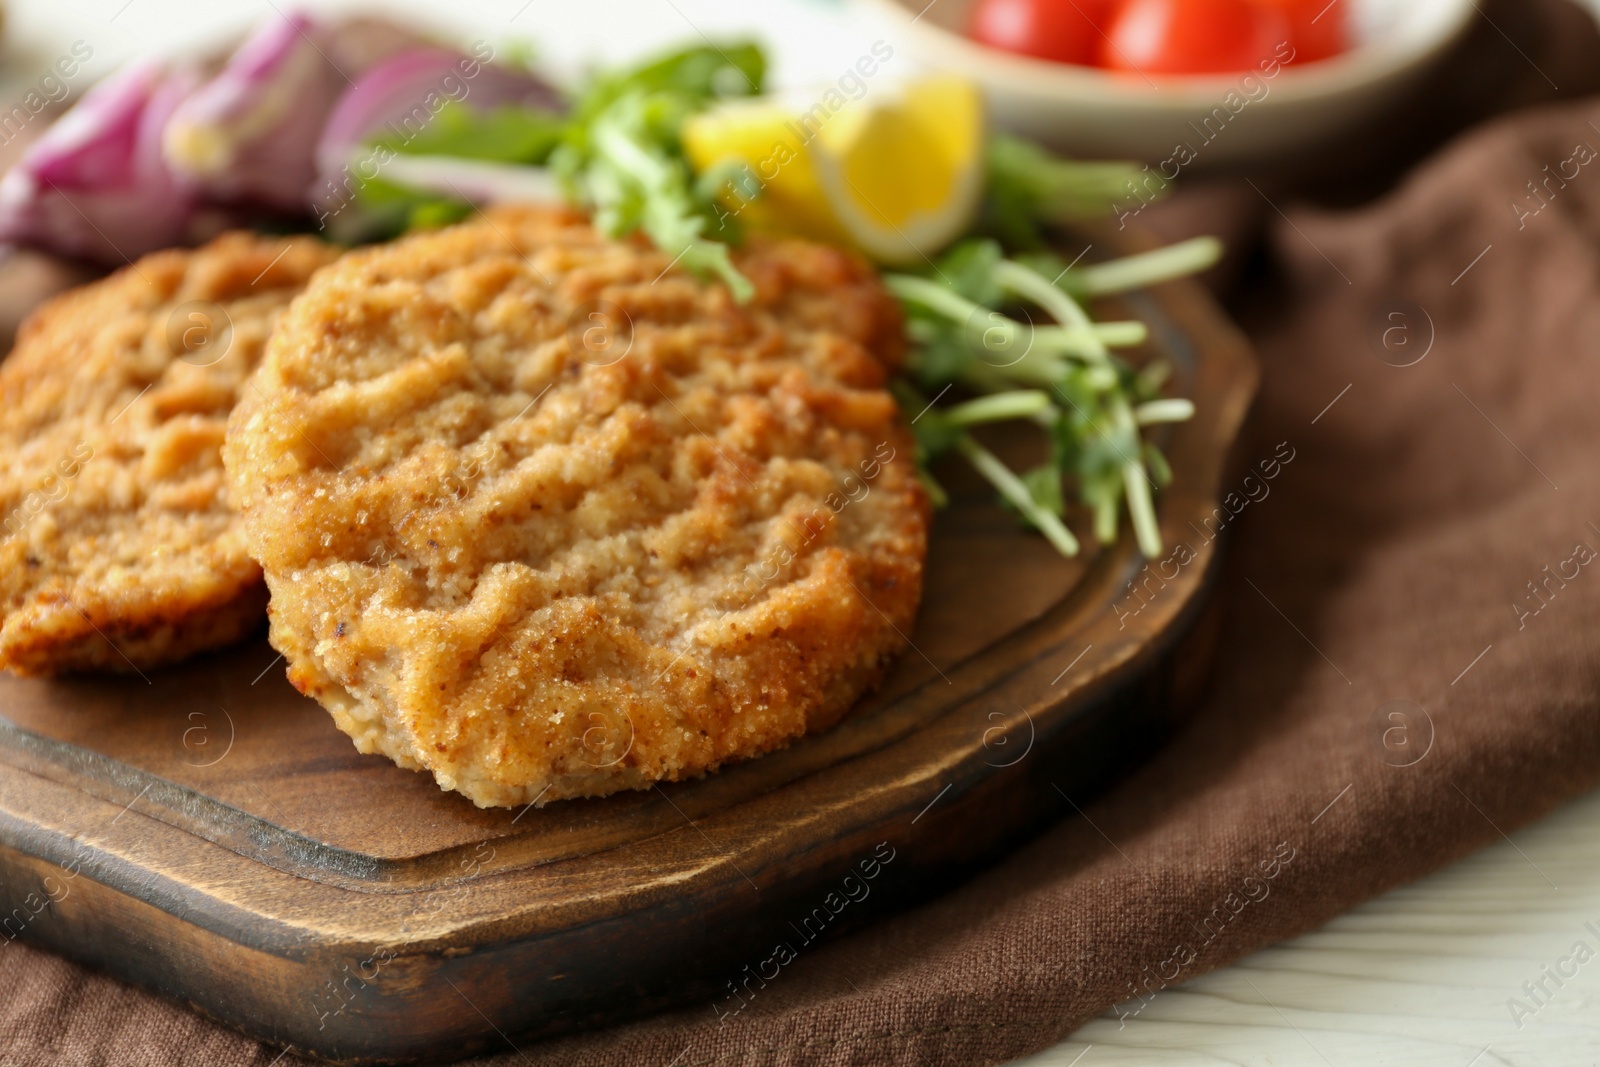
[0,60,201,264]
[163,11,347,210]
[314,46,562,182]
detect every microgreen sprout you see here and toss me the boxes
[889,234,1220,560]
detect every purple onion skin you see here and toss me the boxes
[162,11,347,211]
[0,15,563,261]
[0,60,202,265]
[312,45,562,215]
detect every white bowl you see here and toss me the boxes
[850,0,1475,168]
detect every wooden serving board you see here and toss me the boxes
[0,251,1257,1064]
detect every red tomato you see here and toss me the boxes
[968,0,1117,66]
[1099,0,1291,75]
[1252,0,1348,63]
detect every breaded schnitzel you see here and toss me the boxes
[0,233,340,675]
[225,206,927,807]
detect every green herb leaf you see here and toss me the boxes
[1020,463,1066,518]
[934,237,1005,307]
[575,42,765,118]
[550,43,766,299]
[981,134,1158,249]
[372,102,567,164]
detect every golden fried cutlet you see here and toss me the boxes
[225,206,928,807]
[0,233,341,675]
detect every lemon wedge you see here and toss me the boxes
[684,75,985,267]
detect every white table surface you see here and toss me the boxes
[4,2,1599,1064]
[1019,788,1600,1067]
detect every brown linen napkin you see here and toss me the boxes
[6,2,1600,1064]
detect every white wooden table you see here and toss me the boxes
[1019,787,1600,1066]
[4,2,1599,1063]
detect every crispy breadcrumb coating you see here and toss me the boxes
[225,207,927,807]
[0,233,340,675]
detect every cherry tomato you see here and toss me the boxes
[1252,0,1348,64]
[968,0,1117,67]
[1099,0,1291,75]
